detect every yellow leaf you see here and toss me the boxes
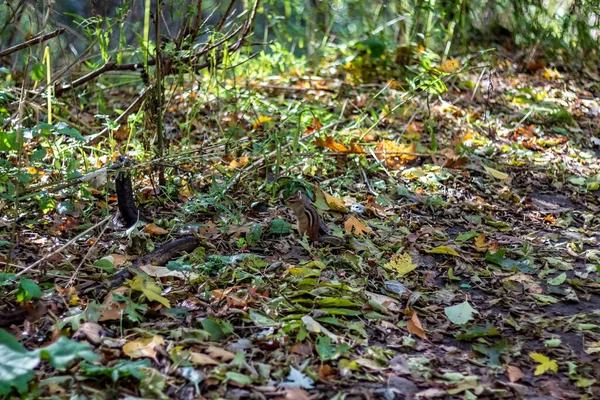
[143,223,168,236]
[541,68,561,80]
[228,156,249,170]
[483,165,510,180]
[530,352,558,375]
[344,215,373,235]
[384,253,417,276]
[426,245,460,257]
[128,275,170,308]
[252,116,272,130]
[123,335,165,360]
[324,192,347,212]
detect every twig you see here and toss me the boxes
[16,215,113,277]
[85,85,153,146]
[357,160,378,196]
[67,216,115,288]
[0,28,65,58]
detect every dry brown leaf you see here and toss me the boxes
[406,310,427,340]
[305,117,323,134]
[206,345,235,361]
[344,215,373,235]
[99,287,128,321]
[107,253,128,267]
[73,322,105,346]
[190,352,220,365]
[284,388,311,400]
[123,335,165,360]
[143,223,168,236]
[366,195,386,218]
[506,365,524,382]
[290,342,313,355]
[318,364,333,380]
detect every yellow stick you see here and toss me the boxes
[43,46,52,124]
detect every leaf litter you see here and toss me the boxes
[1,56,600,399]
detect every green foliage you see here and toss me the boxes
[0,330,96,396]
[80,359,151,382]
[0,330,39,395]
[14,278,42,303]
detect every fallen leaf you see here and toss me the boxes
[123,335,165,360]
[426,245,460,257]
[366,196,386,218]
[143,223,168,236]
[344,215,372,235]
[375,140,417,169]
[290,342,313,356]
[406,310,427,339]
[190,352,220,365]
[324,192,347,212]
[206,345,235,361]
[301,315,339,342]
[530,352,558,375]
[99,288,128,321]
[483,165,510,181]
[445,301,478,325]
[384,253,417,277]
[506,365,524,382]
[305,117,323,134]
[284,387,311,400]
[139,264,199,280]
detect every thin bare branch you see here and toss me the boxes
[0,27,65,58]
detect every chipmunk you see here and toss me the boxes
[285,191,345,247]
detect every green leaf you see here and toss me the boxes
[93,257,115,273]
[316,298,359,308]
[200,318,224,341]
[225,371,253,385]
[15,278,43,303]
[315,335,350,361]
[54,122,85,141]
[0,241,12,247]
[38,336,96,369]
[456,323,500,340]
[485,249,530,272]
[30,63,45,81]
[30,147,47,161]
[128,275,170,308]
[445,301,478,325]
[0,131,19,152]
[269,218,291,234]
[0,329,40,395]
[547,272,566,286]
[455,231,479,243]
[80,359,151,381]
[483,165,510,180]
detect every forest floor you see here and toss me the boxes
[1,54,600,399]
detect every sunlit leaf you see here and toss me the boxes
[530,352,558,375]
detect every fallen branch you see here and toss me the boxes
[0,28,65,58]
